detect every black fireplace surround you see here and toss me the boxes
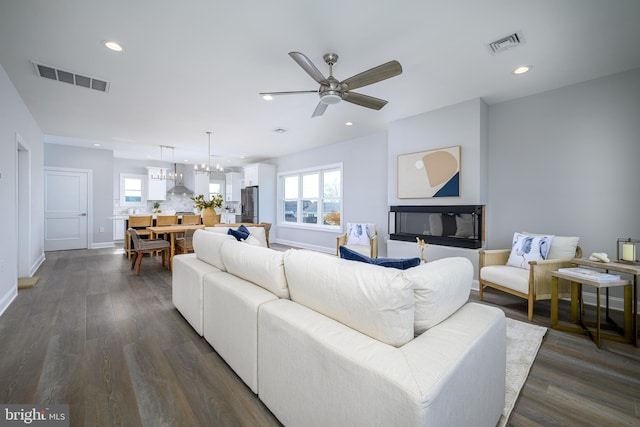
[389,205,484,249]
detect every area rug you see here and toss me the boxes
[18,276,39,289]
[498,317,547,427]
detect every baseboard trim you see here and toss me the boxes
[30,252,46,277]
[91,241,116,249]
[0,287,18,318]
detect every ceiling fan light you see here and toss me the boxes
[320,93,341,105]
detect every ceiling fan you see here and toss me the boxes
[260,52,402,118]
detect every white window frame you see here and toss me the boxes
[278,163,343,230]
[119,173,147,207]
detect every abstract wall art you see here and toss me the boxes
[397,145,460,198]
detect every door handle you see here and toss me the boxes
[79,213,87,216]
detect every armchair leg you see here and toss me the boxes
[135,251,143,276]
[131,252,137,270]
[479,282,484,301]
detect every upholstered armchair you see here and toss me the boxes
[336,223,378,258]
[479,233,581,321]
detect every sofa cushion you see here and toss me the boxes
[506,232,554,269]
[339,246,420,270]
[205,226,268,247]
[228,224,250,241]
[221,239,289,299]
[284,249,414,347]
[193,229,234,271]
[480,264,530,294]
[403,257,472,334]
[522,231,579,260]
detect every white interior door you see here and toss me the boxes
[45,168,88,251]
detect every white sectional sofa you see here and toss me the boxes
[172,229,506,426]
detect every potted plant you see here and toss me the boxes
[191,194,223,226]
[152,201,161,213]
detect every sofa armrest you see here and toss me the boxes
[479,249,510,269]
[528,258,575,297]
[335,233,347,255]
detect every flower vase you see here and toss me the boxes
[202,208,220,226]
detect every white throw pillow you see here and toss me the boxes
[521,232,579,260]
[506,232,554,269]
[403,257,472,334]
[346,223,373,245]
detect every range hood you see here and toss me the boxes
[167,163,194,195]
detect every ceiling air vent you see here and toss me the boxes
[488,32,524,54]
[32,61,110,93]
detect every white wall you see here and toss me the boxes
[0,64,45,316]
[388,98,489,206]
[273,132,389,254]
[487,68,640,254]
[45,144,114,246]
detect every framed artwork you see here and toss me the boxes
[397,145,460,198]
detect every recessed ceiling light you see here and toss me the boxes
[262,94,273,101]
[345,122,353,126]
[93,143,101,147]
[104,41,124,52]
[273,128,287,133]
[513,65,531,75]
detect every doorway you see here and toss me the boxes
[44,167,92,251]
[16,135,31,277]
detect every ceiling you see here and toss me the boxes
[1,1,639,168]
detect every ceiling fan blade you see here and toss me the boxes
[342,92,388,110]
[341,60,402,91]
[289,51,327,84]
[259,90,318,97]
[311,101,328,118]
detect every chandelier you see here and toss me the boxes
[149,145,179,180]
[194,131,224,176]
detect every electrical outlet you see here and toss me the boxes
[99,226,105,233]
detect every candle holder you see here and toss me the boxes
[616,238,640,264]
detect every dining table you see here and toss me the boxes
[147,224,205,268]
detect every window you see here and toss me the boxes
[281,165,341,228]
[119,173,146,207]
[209,181,223,198]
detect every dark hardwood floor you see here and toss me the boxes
[1,247,638,426]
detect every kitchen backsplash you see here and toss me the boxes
[113,193,240,215]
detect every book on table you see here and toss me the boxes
[557,267,621,282]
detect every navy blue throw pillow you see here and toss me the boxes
[339,246,420,270]
[227,224,251,241]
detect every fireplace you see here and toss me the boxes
[389,205,484,249]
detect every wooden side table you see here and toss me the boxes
[571,258,639,346]
[551,270,632,348]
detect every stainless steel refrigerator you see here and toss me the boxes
[241,186,259,223]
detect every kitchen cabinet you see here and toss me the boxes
[113,218,125,241]
[146,167,167,200]
[225,172,241,201]
[242,164,259,188]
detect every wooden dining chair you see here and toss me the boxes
[175,228,196,254]
[128,228,171,275]
[180,214,201,225]
[126,215,153,259]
